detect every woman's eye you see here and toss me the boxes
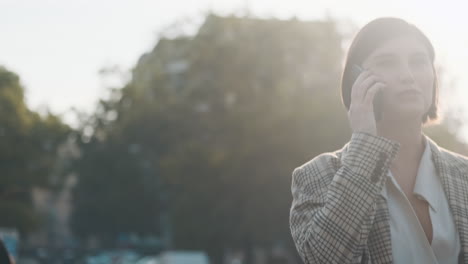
[411,58,429,66]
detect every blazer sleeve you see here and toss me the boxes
[289,132,400,264]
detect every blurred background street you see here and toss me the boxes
[1,1,468,263]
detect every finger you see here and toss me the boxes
[351,72,377,103]
[350,70,373,103]
[364,82,386,105]
[360,75,380,100]
[355,69,372,84]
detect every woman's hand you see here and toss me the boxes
[348,70,386,135]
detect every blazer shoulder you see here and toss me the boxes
[438,147,468,171]
[291,150,343,202]
[293,150,343,178]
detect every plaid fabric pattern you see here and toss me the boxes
[290,132,468,264]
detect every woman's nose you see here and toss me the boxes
[398,63,416,84]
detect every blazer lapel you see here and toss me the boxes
[429,139,468,263]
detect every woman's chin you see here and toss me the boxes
[383,106,426,122]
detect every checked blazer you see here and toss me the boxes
[290,132,468,264]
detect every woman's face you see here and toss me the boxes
[361,35,435,122]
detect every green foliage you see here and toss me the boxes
[72,138,161,237]
[0,67,71,233]
[72,14,349,253]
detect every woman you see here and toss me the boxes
[289,17,468,264]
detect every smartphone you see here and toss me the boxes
[350,64,383,122]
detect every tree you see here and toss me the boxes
[0,66,71,233]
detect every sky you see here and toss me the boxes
[1,0,468,132]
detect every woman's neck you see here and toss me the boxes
[376,119,425,172]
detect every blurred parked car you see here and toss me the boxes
[136,256,160,264]
[159,251,209,264]
[85,249,140,264]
